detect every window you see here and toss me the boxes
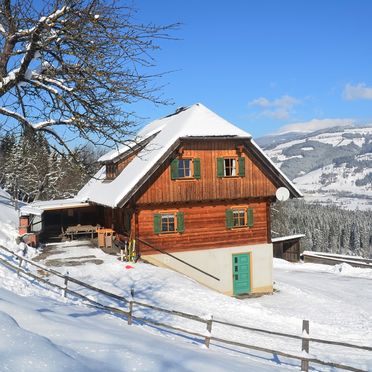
[171,158,201,180]
[161,214,176,232]
[226,207,254,229]
[154,211,185,234]
[178,159,192,178]
[233,209,246,227]
[217,157,245,177]
[224,158,237,177]
[106,163,118,180]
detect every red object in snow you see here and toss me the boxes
[125,265,134,269]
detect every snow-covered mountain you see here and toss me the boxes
[257,125,372,210]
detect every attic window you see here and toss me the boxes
[178,159,192,178]
[217,157,245,177]
[171,158,201,180]
[224,158,237,176]
[106,163,118,180]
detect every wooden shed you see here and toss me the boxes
[272,234,305,262]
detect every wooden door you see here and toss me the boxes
[232,253,251,295]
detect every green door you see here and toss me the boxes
[232,253,251,295]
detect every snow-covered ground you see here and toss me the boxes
[0,188,19,249]
[0,196,371,371]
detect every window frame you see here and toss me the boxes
[106,163,118,180]
[160,213,177,233]
[226,207,254,229]
[217,156,245,178]
[232,208,246,228]
[154,210,185,235]
[171,157,201,180]
[223,157,238,177]
[178,158,193,179]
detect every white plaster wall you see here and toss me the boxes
[144,243,273,296]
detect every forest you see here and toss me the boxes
[271,199,372,258]
[0,133,100,202]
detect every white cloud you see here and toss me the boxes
[343,83,372,100]
[249,95,301,120]
[276,118,355,134]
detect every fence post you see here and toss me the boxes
[128,287,134,325]
[301,319,310,372]
[205,315,213,348]
[62,277,68,298]
[17,257,23,277]
[128,301,133,325]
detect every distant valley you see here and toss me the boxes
[257,125,372,210]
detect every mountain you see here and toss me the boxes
[257,125,372,210]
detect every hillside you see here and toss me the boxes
[257,125,372,210]
[0,197,371,370]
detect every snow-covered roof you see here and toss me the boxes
[271,234,305,243]
[20,198,89,216]
[77,103,302,208]
[78,103,251,207]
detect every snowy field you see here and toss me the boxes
[0,197,371,371]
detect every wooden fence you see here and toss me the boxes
[0,244,370,372]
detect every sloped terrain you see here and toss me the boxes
[257,125,372,209]
[0,192,371,371]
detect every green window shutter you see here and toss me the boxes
[171,159,179,180]
[247,208,254,227]
[154,213,161,234]
[193,158,201,179]
[226,209,234,229]
[217,158,224,177]
[177,211,185,233]
[238,157,245,177]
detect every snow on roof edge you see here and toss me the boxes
[271,234,305,243]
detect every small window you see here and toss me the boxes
[217,157,245,177]
[233,209,246,227]
[178,159,192,178]
[171,158,201,180]
[226,207,254,229]
[161,214,175,233]
[106,163,118,180]
[154,211,185,234]
[224,158,237,177]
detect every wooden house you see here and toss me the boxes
[20,104,302,296]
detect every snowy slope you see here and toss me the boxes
[0,187,18,248]
[257,125,372,210]
[0,201,371,370]
[0,203,292,371]
[1,284,281,372]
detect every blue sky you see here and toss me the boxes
[132,0,372,137]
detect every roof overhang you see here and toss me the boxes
[272,234,305,243]
[20,199,90,216]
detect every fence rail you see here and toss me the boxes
[0,244,370,372]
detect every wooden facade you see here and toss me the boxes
[136,201,270,255]
[134,139,277,205]
[95,138,281,256]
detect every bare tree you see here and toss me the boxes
[0,0,176,154]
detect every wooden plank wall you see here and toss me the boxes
[137,201,269,254]
[135,140,277,205]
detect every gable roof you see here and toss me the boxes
[77,103,302,208]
